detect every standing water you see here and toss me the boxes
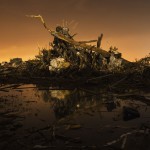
[0,84,150,150]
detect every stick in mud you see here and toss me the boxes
[109,76,128,88]
[86,74,113,83]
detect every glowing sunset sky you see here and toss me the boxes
[0,0,150,62]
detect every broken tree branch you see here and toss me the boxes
[26,15,52,33]
[78,40,97,44]
[97,33,103,48]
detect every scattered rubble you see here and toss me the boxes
[0,15,149,88]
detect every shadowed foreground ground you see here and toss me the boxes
[0,84,150,150]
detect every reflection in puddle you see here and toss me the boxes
[51,90,70,100]
[0,84,150,150]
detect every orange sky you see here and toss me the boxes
[0,0,150,62]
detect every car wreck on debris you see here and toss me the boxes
[28,15,128,74]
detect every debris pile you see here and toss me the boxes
[0,15,150,87]
[26,15,127,74]
[33,28,127,76]
[47,26,125,73]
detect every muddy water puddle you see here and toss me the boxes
[0,84,150,150]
